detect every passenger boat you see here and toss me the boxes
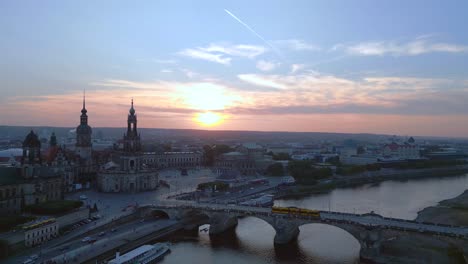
[108,242,171,264]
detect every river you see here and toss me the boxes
[159,174,468,264]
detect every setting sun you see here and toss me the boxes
[195,112,223,126]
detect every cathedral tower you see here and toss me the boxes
[123,99,141,152]
[75,91,92,161]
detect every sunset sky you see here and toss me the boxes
[1,1,468,137]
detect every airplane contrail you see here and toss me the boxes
[224,9,283,59]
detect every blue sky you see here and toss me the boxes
[1,1,468,136]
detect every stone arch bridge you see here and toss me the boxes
[139,204,468,260]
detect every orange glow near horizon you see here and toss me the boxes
[3,88,468,138]
[195,112,224,127]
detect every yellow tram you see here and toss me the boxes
[271,206,320,218]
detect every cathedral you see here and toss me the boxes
[97,100,158,193]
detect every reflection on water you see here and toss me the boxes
[161,174,468,264]
[162,217,359,264]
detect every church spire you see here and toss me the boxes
[81,89,87,115]
[129,98,135,115]
[124,97,140,152]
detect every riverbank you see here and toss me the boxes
[416,190,468,226]
[276,166,468,199]
[371,189,468,264]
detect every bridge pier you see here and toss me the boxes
[209,214,238,235]
[358,228,382,262]
[271,218,300,245]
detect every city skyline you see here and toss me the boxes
[1,1,468,137]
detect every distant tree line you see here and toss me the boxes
[336,163,381,175]
[288,160,332,185]
[394,159,467,170]
[266,163,285,176]
[266,152,291,161]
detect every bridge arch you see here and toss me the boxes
[296,223,361,261]
[183,209,212,228]
[150,209,171,219]
[142,207,180,220]
[235,216,277,246]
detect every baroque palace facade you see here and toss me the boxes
[97,100,158,193]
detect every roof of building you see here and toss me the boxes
[384,142,417,151]
[162,151,200,155]
[45,146,60,163]
[222,151,244,156]
[23,218,56,231]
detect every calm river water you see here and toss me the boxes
[160,174,468,264]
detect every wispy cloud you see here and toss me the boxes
[181,69,199,79]
[201,43,266,58]
[340,38,468,56]
[256,60,280,71]
[290,64,305,73]
[273,39,320,51]
[178,43,266,65]
[238,74,287,89]
[90,79,167,90]
[178,48,232,65]
[224,9,283,59]
[237,71,468,114]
